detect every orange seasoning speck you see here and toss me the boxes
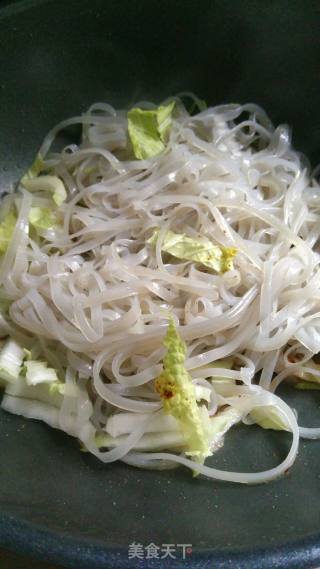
[163,389,173,399]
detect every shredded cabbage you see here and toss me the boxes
[5,376,64,408]
[209,407,242,449]
[250,405,290,431]
[295,382,320,391]
[0,339,25,383]
[21,175,67,206]
[128,101,175,159]
[155,319,212,463]
[148,229,237,273]
[293,361,320,384]
[0,212,17,254]
[98,406,240,454]
[25,360,59,386]
[2,394,60,429]
[29,207,57,231]
[20,153,44,183]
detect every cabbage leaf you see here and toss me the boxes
[25,360,59,386]
[250,405,290,431]
[0,339,25,383]
[128,101,175,160]
[148,229,237,273]
[155,319,212,463]
[0,212,17,254]
[21,175,67,206]
[29,207,57,231]
[20,153,44,183]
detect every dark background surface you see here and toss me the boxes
[0,1,320,568]
[0,548,61,568]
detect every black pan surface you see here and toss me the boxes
[0,2,320,568]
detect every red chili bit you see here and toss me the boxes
[163,389,173,399]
